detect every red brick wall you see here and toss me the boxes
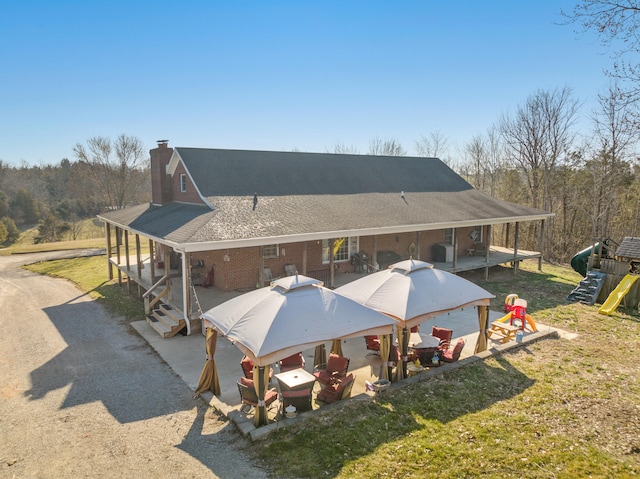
[150,143,174,205]
[188,228,486,291]
[171,163,205,205]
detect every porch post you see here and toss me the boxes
[538,219,545,271]
[259,246,265,287]
[416,231,421,260]
[105,222,113,281]
[149,239,155,282]
[116,227,122,285]
[513,222,520,275]
[124,231,131,294]
[505,223,511,250]
[329,238,335,288]
[181,252,191,335]
[452,228,458,269]
[135,234,142,279]
[302,241,308,274]
[485,224,491,280]
[372,235,378,272]
[124,230,130,270]
[164,245,172,300]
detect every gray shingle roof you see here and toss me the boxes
[99,148,552,249]
[176,148,472,196]
[615,237,640,259]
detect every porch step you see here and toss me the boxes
[146,303,186,338]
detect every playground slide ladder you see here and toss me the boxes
[598,274,639,315]
[566,271,606,305]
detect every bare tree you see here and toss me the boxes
[563,1,640,107]
[415,131,450,158]
[499,87,580,257]
[588,83,637,239]
[328,142,360,154]
[464,135,487,190]
[499,87,580,211]
[485,125,507,197]
[73,135,148,210]
[368,137,406,156]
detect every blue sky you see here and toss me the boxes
[0,1,612,166]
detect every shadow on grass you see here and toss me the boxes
[254,354,534,477]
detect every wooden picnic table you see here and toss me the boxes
[488,321,518,343]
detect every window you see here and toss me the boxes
[470,226,483,242]
[322,237,352,263]
[180,174,187,193]
[444,229,454,245]
[263,244,278,259]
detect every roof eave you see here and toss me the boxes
[176,213,553,253]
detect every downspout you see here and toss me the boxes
[181,253,191,336]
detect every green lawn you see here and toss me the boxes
[23,254,146,322]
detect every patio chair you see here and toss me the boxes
[240,355,273,381]
[431,325,453,352]
[284,263,298,276]
[364,335,380,351]
[281,387,313,412]
[441,338,465,363]
[279,352,305,373]
[237,377,278,413]
[317,373,355,404]
[313,353,350,386]
[473,242,487,256]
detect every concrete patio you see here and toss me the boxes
[132,303,564,440]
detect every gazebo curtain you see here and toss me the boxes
[330,339,343,357]
[474,305,489,353]
[313,343,327,370]
[194,328,221,397]
[396,325,409,381]
[379,334,392,381]
[252,365,270,427]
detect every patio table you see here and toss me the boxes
[408,333,440,349]
[274,368,316,392]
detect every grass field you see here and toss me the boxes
[19,245,640,478]
[23,254,146,322]
[1,218,105,255]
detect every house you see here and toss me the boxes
[97,141,552,337]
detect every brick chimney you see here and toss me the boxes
[150,140,174,205]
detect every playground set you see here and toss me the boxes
[566,237,640,315]
[487,294,538,344]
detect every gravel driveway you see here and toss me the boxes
[0,251,271,479]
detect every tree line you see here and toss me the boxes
[0,134,149,245]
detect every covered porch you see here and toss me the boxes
[110,244,544,323]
